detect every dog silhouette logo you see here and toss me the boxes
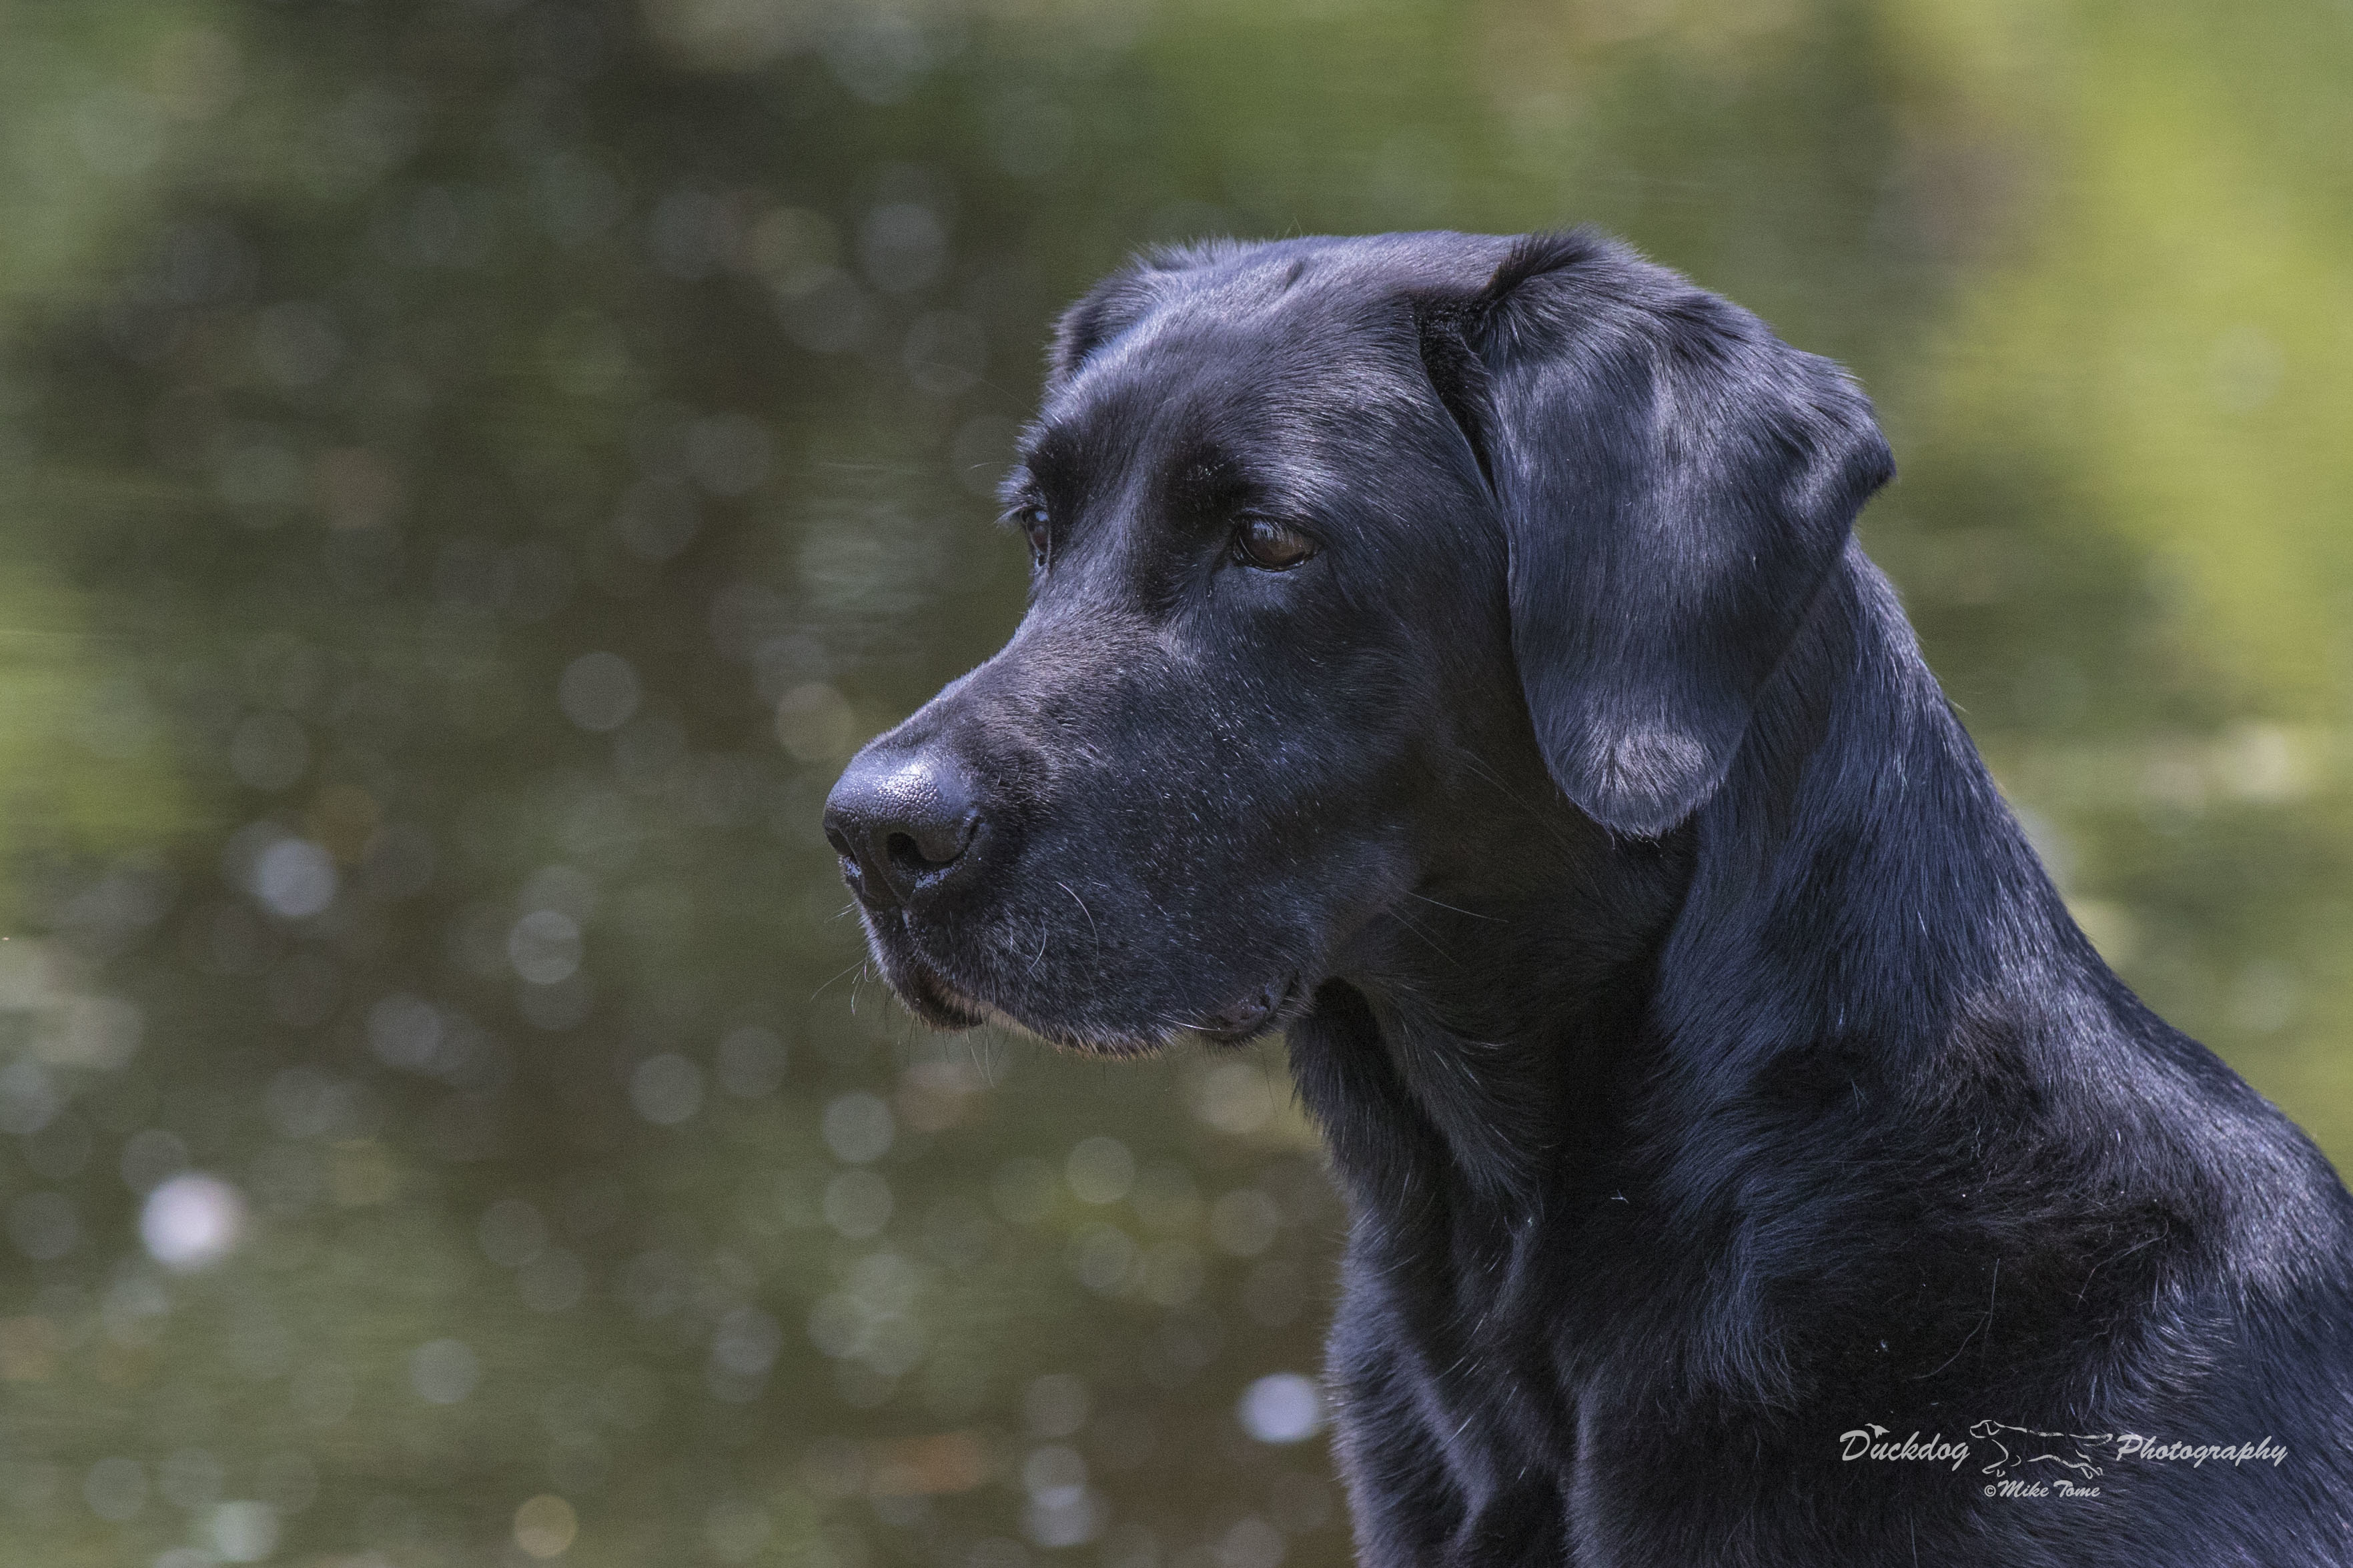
[1966,1421,2115,1479]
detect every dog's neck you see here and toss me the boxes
[1292,543,2100,1219]
[1651,546,2099,1106]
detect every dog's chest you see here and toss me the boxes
[1334,1203,1608,1547]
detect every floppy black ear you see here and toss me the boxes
[1420,231,1893,836]
[1047,239,1248,391]
[1047,269,1155,390]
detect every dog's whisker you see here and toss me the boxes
[810,958,868,1001]
[1055,880,1103,965]
[1455,750,1586,850]
[1382,904,1459,966]
[1407,890,1502,923]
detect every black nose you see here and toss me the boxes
[823,747,981,910]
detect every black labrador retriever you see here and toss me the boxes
[823,230,2353,1564]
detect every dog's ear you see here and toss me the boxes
[1047,239,1248,392]
[1418,230,1893,836]
[1047,268,1158,391]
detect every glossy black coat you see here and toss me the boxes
[827,231,2353,1564]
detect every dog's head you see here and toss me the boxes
[823,230,1890,1053]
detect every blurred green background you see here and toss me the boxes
[0,0,2348,1563]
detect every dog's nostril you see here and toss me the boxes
[887,830,935,874]
[886,814,975,876]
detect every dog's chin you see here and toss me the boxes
[984,979,1303,1058]
[887,962,1163,1056]
[890,957,988,1030]
[863,914,1304,1058]
[893,964,1173,1058]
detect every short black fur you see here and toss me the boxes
[825,229,2353,1563]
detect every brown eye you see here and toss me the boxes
[1233,518,1316,571]
[1017,506,1051,569]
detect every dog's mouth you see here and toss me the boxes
[865,902,1304,1055]
[893,954,987,1030]
[1188,974,1302,1046]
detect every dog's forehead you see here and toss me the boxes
[1030,264,1432,491]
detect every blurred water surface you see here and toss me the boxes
[1,1,2350,1564]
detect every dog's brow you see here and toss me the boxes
[1165,445,1248,515]
[993,465,1039,520]
[1017,425,1081,487]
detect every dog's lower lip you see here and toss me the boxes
[1198,976,1296,1040]
[890,940,985,1028]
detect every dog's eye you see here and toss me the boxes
[1013,506,1051,570]
[1232,518,1316,571]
